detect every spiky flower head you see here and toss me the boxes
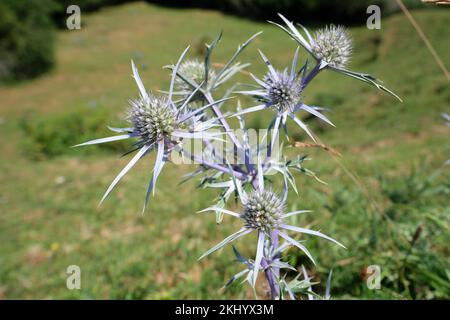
[175,59,215,94]
[442,113,450,127]
[241,189,285,234]
[263,70,303,113]
[128,95,177,145]
[311,25,352,69]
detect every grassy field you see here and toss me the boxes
[0,2,449,299]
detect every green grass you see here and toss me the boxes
[0,2,449,299]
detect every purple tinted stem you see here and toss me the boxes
[204,92,243,150]
[261,257,278,299]
[302,62,321,87]
[203,89,281,299]
[187,151,248,181]
[270,229,280,281]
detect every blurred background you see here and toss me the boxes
[0,0,448,299]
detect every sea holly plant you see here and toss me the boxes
[74,14,400,299]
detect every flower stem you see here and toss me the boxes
[182,148,248,180]
[204,90,281,299]
[204,92,243,150]
[303,62,321,87]
[261,257,279,299]
[254,64,323,300]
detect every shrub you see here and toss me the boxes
[55,0,127,11]
[19,106,130,159]
[0,0,57,82]
[147,0,427,23]
[51,0,132,27]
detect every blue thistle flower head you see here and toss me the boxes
[241,189,285,234]
[175,59,216,94]
[199,184,345,288]
[442,113,450,127]
[73,47,229,212]
[233,48,335,143]
[263,69,303,113]
[311,25,352,69]
[128,95,178,145]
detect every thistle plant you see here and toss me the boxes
[75,14,400,299]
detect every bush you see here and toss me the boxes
[147,0,427,23]
[301,169,450,299]
[215,0,386,23]
[19,106,131,159]
[0,0,57,82]
[55,0,128,11]
[51,0,132,27]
